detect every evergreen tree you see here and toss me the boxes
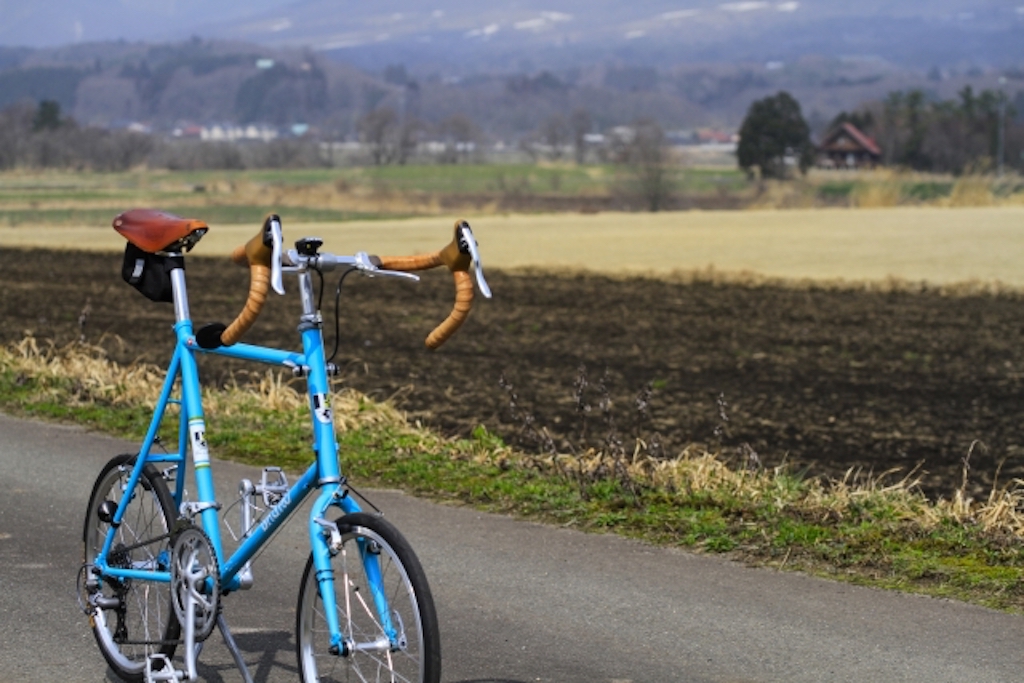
[737,91,814,179]
[32,100,62,132]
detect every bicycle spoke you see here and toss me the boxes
[83,454,179,681]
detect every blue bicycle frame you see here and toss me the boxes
[91,253,391,653]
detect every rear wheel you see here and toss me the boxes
[296,512,441,683]
[83,453,180,681]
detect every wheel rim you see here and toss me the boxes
[85,462,175,675]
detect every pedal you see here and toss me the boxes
[259,467,288,507]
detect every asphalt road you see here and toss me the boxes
[0,412,1022,683]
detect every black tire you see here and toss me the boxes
[296,512,441,683]
[83,453,180,681]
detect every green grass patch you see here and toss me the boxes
[0,205,403,226]
[816,181,856,200]
[903,181,953,201]
[335,163,610,196]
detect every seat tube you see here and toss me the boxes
[171,263,190,324]
[171,259,226,561]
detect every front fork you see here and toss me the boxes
[308,486,399,655]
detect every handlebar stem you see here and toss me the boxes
[297,269,319,325]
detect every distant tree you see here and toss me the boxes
[150,140,245,171]
[540,114,569,161]
[395,117,425,165]
[357,107,400,165]
[569,108,592,164]
[75,128,154,171]
[737,91,814,179]
[614,119,676,212]
[435,114,481,164]
[247,139,326,169]
[869,86,1020,173]
[517,133,541,163]
[32,100,63,131]
[603,66,658,92]
[505,71,566,96]
[0,102,33,169]
[883,89,929,169]
[383,63,409,86]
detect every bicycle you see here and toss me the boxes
[78,209,492,683]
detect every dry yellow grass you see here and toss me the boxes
[1,336,407,433]
[8,336,1024,537]
[2,205,1024,286]
[947,175,997,207]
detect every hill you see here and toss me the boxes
[1,37,1020,140]
[4,1,1023,74]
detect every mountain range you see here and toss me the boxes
[3,1,1023,74]
[0,2,1021,138]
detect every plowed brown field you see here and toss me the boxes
[3,246,1023,498]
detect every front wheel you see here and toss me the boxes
[296,512,441,683]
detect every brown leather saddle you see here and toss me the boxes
[113,209,209,253]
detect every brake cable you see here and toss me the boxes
[326,267,357,366]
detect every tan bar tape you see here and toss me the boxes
[220,219,274,346]
[377,220,474,350]
[377,252,444,272]
[425,270,474,349]
[220,218,476,350]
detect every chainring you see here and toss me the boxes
[169,523,220,642]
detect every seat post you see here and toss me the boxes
[169,255,191,323]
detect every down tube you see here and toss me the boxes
[219,463,320,587]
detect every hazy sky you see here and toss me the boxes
[0,0,295,46]
[2,1,1014,49]
[2,1,1019,73]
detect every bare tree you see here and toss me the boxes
[0,103,34,169]
[149,140,245,170]
[569,108,592,165]
[75,129,154,171]
[517,133,541,162]
[396,117,425,165]
[540,114,569,161]
[436,114,481,164]
[614,119,676,212]
[357,107,400,165]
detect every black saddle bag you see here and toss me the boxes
[121,242,184,303]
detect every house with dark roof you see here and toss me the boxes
[817,122,882,169]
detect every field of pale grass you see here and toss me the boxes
[2,205,1024,286]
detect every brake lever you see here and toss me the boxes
[355,251,420,282]
[267,216,285,295]
[457,224,492,299]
